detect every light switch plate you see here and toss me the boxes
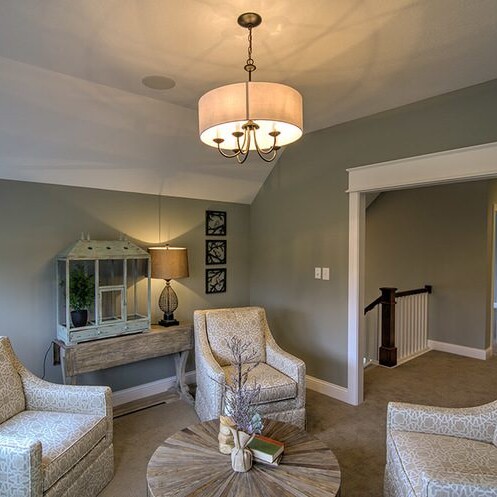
[314,267,322,279]
[322,267,330,280]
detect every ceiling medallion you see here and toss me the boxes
[198,12,303,164]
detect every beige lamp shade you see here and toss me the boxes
[149,247,189,280]
[198,81,303,151]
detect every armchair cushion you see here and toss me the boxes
[389,429,497,496]
[205,308,266,366]
[0,339,25,424]
[0,410,107,491]
[223,363,297,405]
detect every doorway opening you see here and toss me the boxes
[347,141,497,405]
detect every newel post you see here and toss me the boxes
[379,287,397,367]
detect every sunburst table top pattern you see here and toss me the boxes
[147,419,341,497]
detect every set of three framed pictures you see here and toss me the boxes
[205,210,227,294]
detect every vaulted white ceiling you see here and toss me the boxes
[0,1,496,203]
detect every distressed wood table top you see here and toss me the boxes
[147,419,341,497]
[56,323,193,376]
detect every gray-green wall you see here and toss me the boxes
[2,79,497,392]
[366,181,490,350]
[0,180,250,390]
[250,79,497,388]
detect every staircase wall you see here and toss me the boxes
[366,181,489,350]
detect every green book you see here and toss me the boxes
[248,435,284,463]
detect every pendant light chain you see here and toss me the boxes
[244,25,256,81]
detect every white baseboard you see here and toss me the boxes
[112,370,196,407]
[428,340,492,360]
[112,370,353,407]
[306,374,350,404]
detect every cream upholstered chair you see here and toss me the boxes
[385,401,497,497]
[194,306,306,429]
[0,336,113,497]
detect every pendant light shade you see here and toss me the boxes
[199,82,303,152]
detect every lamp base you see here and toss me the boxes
[159,313,179,327]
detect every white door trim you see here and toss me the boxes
[347,141,497,406]
[347,142,497,194]
[490,204,497,354]
[347,192,365,405]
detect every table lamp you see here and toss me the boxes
[149,246,189,327]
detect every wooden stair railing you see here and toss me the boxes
[364,285,432,367]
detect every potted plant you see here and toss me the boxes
[69,265,94,328]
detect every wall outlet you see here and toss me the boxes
[322,267,330,280]
[314,267,322,279]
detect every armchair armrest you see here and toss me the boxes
[260,309,305,386]
[22,372,111,416]
[197,345,225,384]
[421,470,497,497]
[0,435,43,497]
[387,401,497,443]
[194,313,225,385]
[194,311,226,419]
[265,337,306,408]
[196,350,225,416]
[266,339,305,384]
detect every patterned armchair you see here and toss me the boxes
[194,307,306,429]
[385,401,497,497]
[0,336,114,497]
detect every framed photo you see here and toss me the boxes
[205,268,227,294]
[206,210,227,236]
[205,240,227,265]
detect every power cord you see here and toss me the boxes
[41,341,53,380]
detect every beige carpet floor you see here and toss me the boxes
[99,350,497,497]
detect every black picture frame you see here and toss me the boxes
[205,268,227,294]
[205,240,227,265]
[206,210,227,236]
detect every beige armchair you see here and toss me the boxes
[0,336,114,497]
[385,401,497,497]
[194,307,306,429]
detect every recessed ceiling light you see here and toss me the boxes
[142,75,176,90]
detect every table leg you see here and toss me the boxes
[174,351,194,404]
[59,346,77,385]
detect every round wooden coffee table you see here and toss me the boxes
[147,419,341,497]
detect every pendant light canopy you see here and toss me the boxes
[198,13,303,163]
